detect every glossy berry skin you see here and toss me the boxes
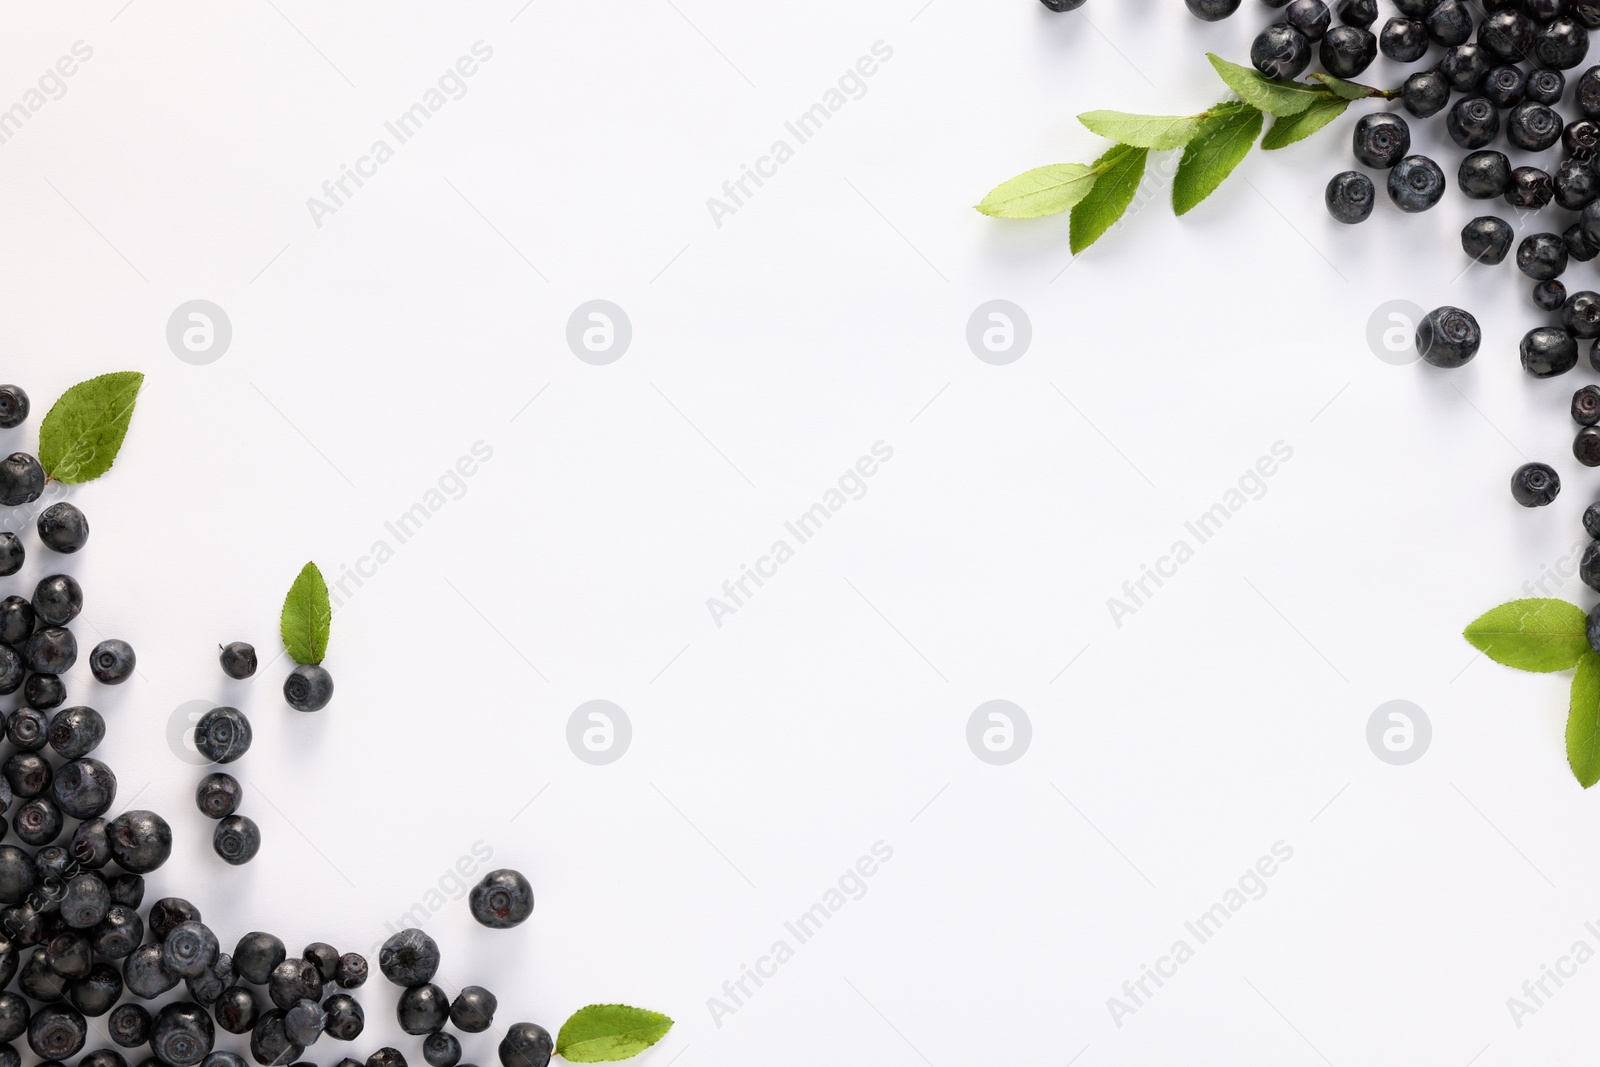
[1518,232,1569,279]
[1483,64,1528,106]
[1521,326,1580,376]
[1447,97,1500,148]
[213,987,258,1035]
[59,874,109,930]
[498,1023,554,1067]
[49,706,103,760]
[1566,291,1600,337]
[251,1011,303,1067]
[28,1004,87,1061]
[469,869,535,929]
[1286,0,1330,37]
[0,597,32,646]
[70,817,110,868]
[1186,0,1240,19]
[1252,23,1312,79]
[0,649,19,698]
[1388,155,1446,211]
[0,388,27,429]
[1380,17,1429,60]
[1038,0,1087,8]
[379,929,439,988]
[334,953,367,989]
[1325,171,1375,222]
[1576,426,1600,466]
[1555,158,1600,210]
[1459,152,1512,199]
[1578,1,1600,28]
[108,1003,151,1048]
[32,577,81,628]
[1509,102,1565,150]
[1352,113,1409,168]
[14,796,63,846]
[1529,67,1567,102]
[1577,540,1597,589]
[1338,0,1377,27]
[107,810,171,874]
[267,958,321,1014]
[1567,120,1600,158]
[1507,166,1555,208]
[1319,25,1376,74]
[106,873,143,908]
[89,640,135,685]
[1441,44,1490,91]
[1535,280,1568,310]
[1426,0,1473,43]
[284,665,333,712]
[1401,70,1450,117]
[195,774,242,820]
[1533,17,1589,67]
[234,933,286,986]
[150,1002,214,1067]
[54,758,115,820]
[323,994,364,1041]
[1512,462,1561,507]
[1481,9,1536,57]
[450,987,496,1033]
[186,954,235,1008]
[0,454,43,508]
[149,898,201,942]
[6,708,46,752]
[163,922,219,979]
[303,943,339,985]
[24,674,64,710]
[194,707,252,764]
[68,963,122,1017]
[219,642,257,679]
[1575,385,1600,426]
[424,1033,461,1067]
[397,984,449,1036]
[91,906,141,961]
[4,752,51,798]
[35,505,87,554]
[23,629,74,676]
[283,999,325,1047]
[0,536,20,579]
[368,1049,407,1067]
[213,815,260,866]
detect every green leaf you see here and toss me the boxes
[1261,96,1350,149]
[556,1005,673,1063]
[1070,144,1148,254]
[1206,53,1324,116]
[38,371,144,484]
[1078,110,1206,150]
[280,562,331,666]
[976,163,1098,218]
[1570,653,1600,788]
[1309,72,1377,100]
[1172,102,1263,216]
[1463,598,1590,673]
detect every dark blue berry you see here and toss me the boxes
[1555,158,1600,209]
[498,1023,553,1067]
[1484,64,1528,106]
[334,953,367,989]
[0,650,19,698]
[91,905,143,960]
[71,817,110,870]
[303,942,339,984]
[219,641,256,679]
[378,929,439,987]
[27,1004,86,1061]
[22,628,74,676]
[52,758,115,820]
[1533,17,1589,67]
[1186,0,1240,18]
[1380,17,1429,60]
[107,810,171,874]
[213,815,259,865]
[108,1004,150,1048]
[1448,96,1500,147]
[1441,44,1490,91]
[4,752,51,798]
[1518,231,1569,278]
[31,576,80,627]
[1402,70,1450,116]
[1509,101,1565,149]
[1352,112,1409,167]
[0,535,20,578]
[45,931,91,978]
[194,707,251,764]
[149,1002,213,1067]
[1565,290,1600,336]
[450,987,496,1033]
[13,797,62,846]
[284,665,333,712]
[1535,280,1568,309]
[186,953,235,1008]
[0,597,32,646]
[1575,426,1600,465]
[35,505,87,554]
[1460,151,1512,198]
[24,674,64,710]
[68,964,122,1017]
[283,999,325,1047]
[59,873,108,929]
[1426,0,1473,43]
[469,869,534,929]
[368,1048,407,1067]
[1528,67,1566,102]
[424,1033,461,1067]
[1388,155,1446,211]
[6,708,46,752]
[234,933,286,986]
[162,922,219,979]
[1508,165,1555,208]
[0,454,43,508]
[1325,171,1375,222]
[397,984,449,1036]
[1319,24,1376,74]
[0,388,28,430]
[267,958,321,1013]
[213,987,258,1035]
[250,1010,303,1067]
[89,639,134,685]
[323,994,364,1041]
[1522,326,1580,375]
[1252,23,1312,79]
[1482,9,1536,57]
[1337,0,1377,27]
[195,773,241,820]
[1287,0,1330,37]
[48,707,103,760]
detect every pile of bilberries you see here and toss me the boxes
[0,382,555,1067]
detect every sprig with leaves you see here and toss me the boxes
[977,54,1398,253]
[1464,599,1600,789]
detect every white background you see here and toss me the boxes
[0,0,1596,1064]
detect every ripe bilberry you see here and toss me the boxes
[31,576,80,627]
[323,993,364,1041]
[1426,0,1473,44]
[1484,64,1528,106]
[499,1022,554,1067]
[1533,17,1589,67]
[0,387,27,429]
[1186,0,1240,19]
[195,774,241,820]
[1325,171,1375,222]
[194,707,251,764]
[1320,25,1377,74]
[23,628,75,675]
[1448,96,1500,147]
[1522,326,1580,376]
[48,706,104,760]
[53,758,115,820]
[1535,280,1568,310]
[108,1003,150,1048]
[149,1001,214,1067]
[1528,67,1567,102]
[378,929,440,987]
[28,1004,87,1061]
[1287,0,1331,37]
[121,944,177,1000]
[212,815,260,866]
[23,674,64,711]
[234,933,286,986]
[1566,290,1600,337]
[250,1010,303,1067]
[162,922,219,979]
[397,983,449,1035]
[424,1033,462,1067]
[1441,44,1490,91]
[213,987,258,1035]
[89,640,134,685]
[1352,112,1409,167]
[219,641,257,679]
[0,535,21,577]
[1401,70,1450,117]
[283,665,333,712]
[1460,151,1512,199]
[283,998,325,1046]
[1518,232,1569,279]
[0,454,43,508]
[1388,155,1446,211]
[469,869,535,929]
[1508,102,1566,150]
[1555,158,1600,210]
[35,504,87,554]
[334,953,367,989]
[1252,23,1312,79]
[0,596,32,645]
[1338,0,1377,27]
[106,810,171,874]
[1481,9,1536,57]
[1512,462,1562,506]
[1380,17,1429,61]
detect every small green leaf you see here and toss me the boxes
[1070,144,1148,254]
[1463,598,1590,673]
[1078,110,1206,149]
[38,371,144,484]
[1206,53,1324,116]
[556,1005,673,1063]
[1261,96,1350,149]
[976,163,1098,218]
[1570,653,1600,788]
[1172,101,1263,216]
[1309,72,1377,100]
[280,562,331,666]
